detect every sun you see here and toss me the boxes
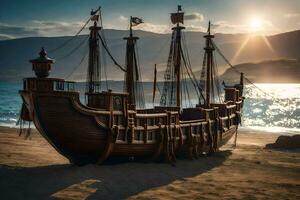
[250,17,262,32]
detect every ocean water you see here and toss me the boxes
[0,81,299,134]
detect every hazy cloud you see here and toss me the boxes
[211,21,246,33]
[0,33,15,40]
[32,20,86,35]
[0,20,88,39]
[119,16,128,22]
[133,22,170,34]
[284,13,300,18]
[0,23,39,38]
[184,13,204,22]
[185,24,206,32]
[212,20,279,34]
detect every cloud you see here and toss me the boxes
[0,23,39,38]
[0,20,88,39]
[184,13,204,22]
[133,22,170,34]
[185,24,206,32]
[284,13,300,18]
[132,12,205,34]
[211,20,246,33]
[134,22,206,34]
[119,16,128,22]
[212,20,279,34]
[32,20,86,35]
[0,33,15,40]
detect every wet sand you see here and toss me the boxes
[0,127,299,200]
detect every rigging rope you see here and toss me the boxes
[183,69,192,107]
[98,20,109,90]
[64,47,89,80]
[135,41,145,108]
[160,30,176,106]
[212,51,223,103]
[211,38,296,121]
[181,32,205,100]
[211,40,279,100]
[56,35,89,61]
[49,18,91,53]
[100,38,109,90]
[97,33,127,72]
[181,68,187,107]
[180,45,205,100]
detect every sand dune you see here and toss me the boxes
[0,127,299,200]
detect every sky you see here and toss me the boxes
[0,0,299,39]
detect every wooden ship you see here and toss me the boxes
[19,6,244,165]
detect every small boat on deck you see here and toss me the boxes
[19,6,244,165]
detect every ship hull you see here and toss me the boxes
[20,88,240,165]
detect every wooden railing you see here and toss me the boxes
[54,80,75,91]
[23,78,75,92]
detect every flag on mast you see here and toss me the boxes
[131,17,143,26]
[178,5,182,12]
[90,6,101,15]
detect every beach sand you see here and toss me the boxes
[0,127,299,200]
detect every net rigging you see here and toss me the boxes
[160,6,204,108]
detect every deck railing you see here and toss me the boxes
[54,80,75,92]
[23,78,76,92]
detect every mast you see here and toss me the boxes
[173,6,184,107]
[124,16,144,107]
[204,21,215,108]
[86,7,101,93]
[160,5,185,107]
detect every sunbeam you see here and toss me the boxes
[261,35,276,54]
[231,35,251,64]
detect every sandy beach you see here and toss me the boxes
[0,126,299,200]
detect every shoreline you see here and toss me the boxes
[0,126,299,199]
[1,124,299,135]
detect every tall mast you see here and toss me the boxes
[204,21,215,108]
[173,6,184,107]
[160,5,185,107]
[86,7,101,93]
[124,16,144,107]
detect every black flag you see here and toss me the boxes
[131,17,143,26]
[178,5,182,12]
[90,7,101,15]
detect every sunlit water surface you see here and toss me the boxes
[0,82,299,134]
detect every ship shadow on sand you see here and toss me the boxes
[0,150,231,200]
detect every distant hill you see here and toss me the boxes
[221,59,300,83]
[0,29,299,82]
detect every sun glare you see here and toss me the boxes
[232,16,276,63]
[250,17,262,32]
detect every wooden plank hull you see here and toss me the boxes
[20,90,238,165]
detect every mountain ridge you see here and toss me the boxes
[221,58,300,83]
[0,29,299,82]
